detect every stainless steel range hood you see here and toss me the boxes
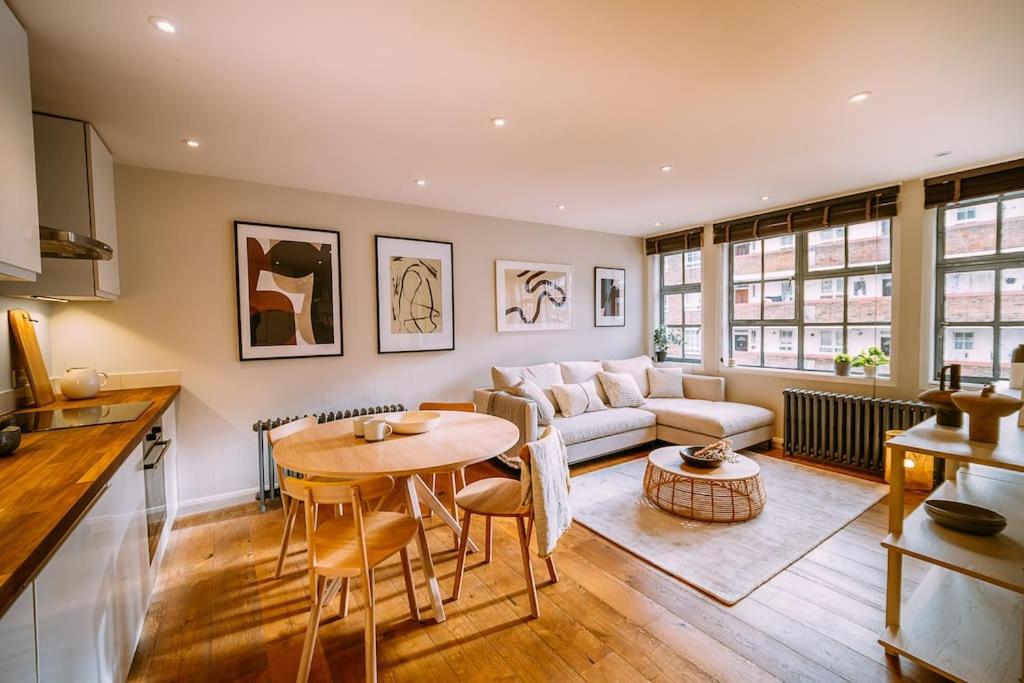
[39,226,113,261]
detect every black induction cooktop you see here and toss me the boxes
[13,400,153,433]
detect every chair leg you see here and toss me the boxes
[484,515,493,564]
[363,569,378,683]
[447,471,459,547]
[296,575,327,682]
[399,548,420,621]
[275,498,299,579]
[452,512,473,600]
[545,555,559,584]
[339,577,351,618]
[425,474,436,517]
[455,467,467,491]
[516,517,540,619]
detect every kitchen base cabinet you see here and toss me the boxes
[0,585,37,683]
[35,443,148,683]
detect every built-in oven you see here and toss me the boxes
[143,420,170,563]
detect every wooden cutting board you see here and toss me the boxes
[8,309,55,406]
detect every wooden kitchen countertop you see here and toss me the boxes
[0,385,180,618]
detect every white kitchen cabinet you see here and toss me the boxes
[0,0,41,282]
[0,584,37,683]
[35,444,148,683]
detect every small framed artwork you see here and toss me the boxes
[234,221,343,361]
[496,260,573,332]
[375,235,455,353]
[594,266,625,327]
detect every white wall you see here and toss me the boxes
[48,166,645,509]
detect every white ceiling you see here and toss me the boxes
[11,0,1024,236]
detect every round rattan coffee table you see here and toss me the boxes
[643,446,766,522]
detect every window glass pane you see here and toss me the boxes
[683,327,701,361]
[684,250,702,284]
[764,326,798,369]
[732,241,761,282]
[803,326,844,371]
[804,277,844,323]
[849,326,891,376]
[999,327,1024,378]
[663,253,683,286]
[848,220,891,267]
[848,274,892,322]
[1003,198,1024,253]
[663,293,682,325]
[666,326,683,359]
[684,292,701,324]
[944,202,996,259]
[763,279,795,320]
[944,270,995,322]
[942,326,992,378]
[731,326,761,367]
[764,235,795,279]
[1002,268,1024,322]
[733,283,761,320]
[808,227,845,271]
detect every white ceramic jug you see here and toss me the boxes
[60,367,109,400]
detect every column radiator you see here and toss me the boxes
[782,389,934,475]
[252,404,405,512]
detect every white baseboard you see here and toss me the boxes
[177,487,258,517]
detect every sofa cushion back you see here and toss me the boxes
[491,362,563,403]
[558,360,608,403]
[601,355,654,396]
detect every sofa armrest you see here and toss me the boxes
[475,388,538,467]
[682,374,725,402]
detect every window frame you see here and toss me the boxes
[934,191,1024,383]
[659,247,702,363]
[726,220,893,373]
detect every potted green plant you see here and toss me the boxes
[853,346,889,378]
[833,352,853,376]
[653,326,678,362]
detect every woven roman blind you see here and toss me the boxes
[712,186,899,245]
[644,226,704,255]
[924,158,1024,208]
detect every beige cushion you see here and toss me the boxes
[647,368,684,398]
[550,382,606,417]
[552,408,656,445]
[601,355,654,396]
[507,378,556,425]
[642,398,775,438]
[559,360,608,403]
[597,371,645,408]
[491,362,563,404]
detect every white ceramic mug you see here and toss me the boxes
[60,367,109,400]
[364,418,393,442]
[352,415,372,437]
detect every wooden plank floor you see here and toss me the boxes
[128,449,948,683]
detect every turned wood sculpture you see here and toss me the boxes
[951,384,1023,443]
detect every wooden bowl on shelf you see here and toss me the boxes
[924,499,1006,536]
[385,411,442,435]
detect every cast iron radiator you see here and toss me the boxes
[252,404,405,512]
[782,389,934,475]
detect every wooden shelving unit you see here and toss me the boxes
[882,415,1024,683]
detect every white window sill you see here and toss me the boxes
[719,365,899,388]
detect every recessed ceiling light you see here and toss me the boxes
[760,195,771,201]
[149,16,177,33]
[934,150,952,157]
[491,117,507,127]
[848,91,871,103]
[659,165,673,173]
[414,178,427,186]
[557,204,566,210]
[654,222,663,227]
[183,138,200,148]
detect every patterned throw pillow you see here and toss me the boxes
[507,378,557,425]
[550,382,607,418]
[597,371,646,408]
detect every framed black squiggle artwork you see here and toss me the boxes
[495,260,573,332]
[375,235,455,353]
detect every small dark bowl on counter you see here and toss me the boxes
[0,425,22,457]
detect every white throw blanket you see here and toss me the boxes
[520,426,572,557]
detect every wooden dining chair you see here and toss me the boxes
[450,433,561,618]
[418,401,475,543]
[294,475,421,683]
[269,416,341,579]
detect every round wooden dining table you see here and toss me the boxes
[273,410,519,623]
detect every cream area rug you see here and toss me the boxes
[569,452,887,605]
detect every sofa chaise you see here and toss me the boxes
[473,355,775,466]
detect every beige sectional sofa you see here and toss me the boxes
[473,356,775,466]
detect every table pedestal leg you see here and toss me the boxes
[414,475,479,553]
[401,475,446,623]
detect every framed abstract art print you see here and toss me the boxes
[375,235,455,353]
[594,266,625,327]
[495,260,573,332]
